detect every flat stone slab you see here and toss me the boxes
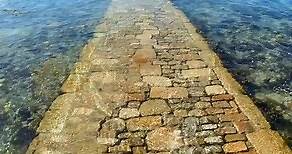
[146,127,184,151]
[223,141,248,153]
[91,58,120,70]
[140,64,161,76]
[205,85,226,95]
[246,129,291,154]
[181,68,210,78]
[37,94,75,133]
[150,87,188,99]
[139,99,171,116]
[133,47,156,64]
[143,76,172,87]
[126,116,162,131]
[61,74,88,93]
[186,60,207,69]
[119,108,140,119]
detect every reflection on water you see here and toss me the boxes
[0,0,110,153]
[172,0,292,146]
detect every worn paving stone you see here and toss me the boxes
[225,134,247,142]
[212,101,231,108]
[181,68,210,78]
[204,145,223,153]
[119,108,140,119]
[204,136,224,144]
[140,64,161,76]
[126,116,162,131]
[186,60,207,69]
[150,87,188,99]
[61,74,88,93]
[174,109,188,118]
[195,101,212,109]
[196,130,215,138]
[212,94,234,101]
[219,113,248,122]
[102,118,125,132]
[201,124,218,130]
[247,129,291,154]
[233,121,254,133]
[163,114,182,126]
[182,117,198,137]
[133,47,156,64]
[143,76,172,87]
[223,141,248,153]
[118,131,146,139]
[137,34,155,45]
[123,137,145,146]
[188,109,207,117]
[205,85,226,95]
[218,126,238,135]
[127,92,145,101]
[174,54,196,61]
[146,127,184,151]
[199,116,219,124]
[139,99,171,116]
[91,58,121,71]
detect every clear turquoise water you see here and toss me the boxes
[0,0,110,153]
[172,0,292,146]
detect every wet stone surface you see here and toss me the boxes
[26,0,291,153]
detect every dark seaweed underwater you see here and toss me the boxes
[172,0,292,147]
[0,0,110,153]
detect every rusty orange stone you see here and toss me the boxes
[219,113,248,122]
[132,47,156,64]
[225,134,247,142]
[126,116,162,131]
[205,107,224,115]
[234,121,254,134]
[150,87,188,99]
[212,94,234,101]
[223,141,248,153]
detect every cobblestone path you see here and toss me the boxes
[27,0,291,153]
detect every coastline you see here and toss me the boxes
[171,0,292,147]
[169,2,291,153]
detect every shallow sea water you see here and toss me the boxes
[172,0,292,146]
[0,0,110,153]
